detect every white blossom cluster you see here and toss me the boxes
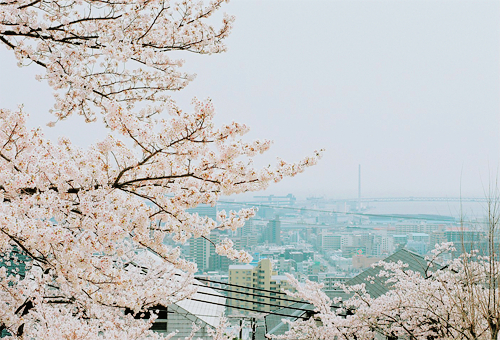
[1,0,234,122]
[0,0,321,338]
[281,242,500,340]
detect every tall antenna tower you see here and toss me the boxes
[358,164,361,211]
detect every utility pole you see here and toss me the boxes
[239,319,243,340]
[227,314,259,340]
[251,317,256,340]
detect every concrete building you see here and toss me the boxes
[235,219,259,249]
[411,232,430,243]
[393,234,408,248]
[187,204,218,273]
[190,237,211,273]
[341,235,353,249]
[373,235,394,256]
[187,204,217,220]
[322,275,350,290]
[445,227,486,254]
[320,233,342,251]
[227,264,254,313]
[228,259,295,314]
[265,216,281,245]
[430,230,447,248]
[329,255,352,271]
[395,223,425,234]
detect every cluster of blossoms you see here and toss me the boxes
[280,242,500,340]
[1,0,234,122]
[0,0,321,338]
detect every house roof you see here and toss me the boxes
[129,250,226,328]
[326,248,430,300]
[173,281,226,328]
[265,302,315,336]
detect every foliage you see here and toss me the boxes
[0,0,320,338]
[282,237,500,340]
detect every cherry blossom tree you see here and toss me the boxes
[281,234,500,340]
[0,0,321,338]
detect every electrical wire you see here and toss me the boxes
[193,281,304,305]
[192,278,343,315]
[196,277,289,296]
[188,297,310,320]
[192,288,312,313]
[174,273,317,313]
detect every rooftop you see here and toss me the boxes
[326,248,431,300]
[229,264,254,270]
[174,280,226,328]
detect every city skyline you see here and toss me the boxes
[2,0,499,338]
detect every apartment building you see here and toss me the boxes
[227,259,295,314]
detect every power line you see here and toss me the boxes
[196,277,289,296]
[131,294,313,321]
[183,274,314,308]
[185,274,304,304]
[192,278,342,314]
[193,282,304,306]
[194,289,311,314]
[188,297,311,320]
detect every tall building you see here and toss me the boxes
[374,235,394,255]
[207,230,221,272]
[190,237,211,273]
[237,219,254,237]
[228,259,295,314]
[265,216,281,245]
[445,228,486,254]
[235,219,258,249]
[187,204,217,273]
[227,264,254,313]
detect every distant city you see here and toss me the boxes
[162,193,491,321]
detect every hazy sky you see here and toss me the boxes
[0,0,499,199]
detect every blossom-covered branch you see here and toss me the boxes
[1,0,234,122]
[0,0,322,338]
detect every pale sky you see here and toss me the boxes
[0,0,499,199]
